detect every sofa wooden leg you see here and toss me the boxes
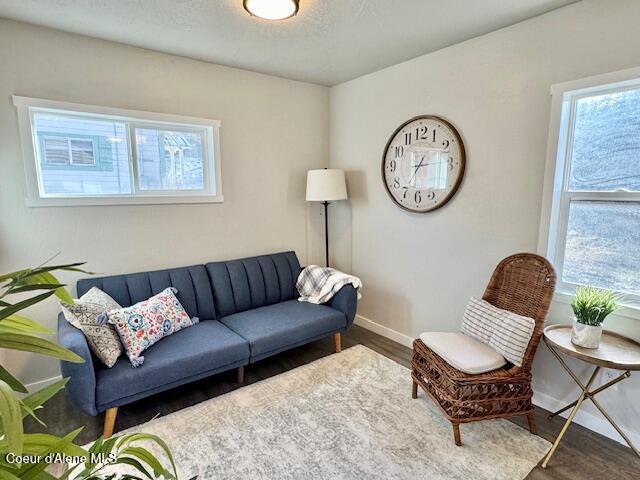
[411,379,418,399]
[333,333,342,353]
[453,424,462,446]
[103,407,118,439]
[237,366,244,385]
[526,412,537,435]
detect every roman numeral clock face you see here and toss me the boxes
[382,116,465,212]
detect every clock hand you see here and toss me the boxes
[407,157,449,186]
[409,158,426,185]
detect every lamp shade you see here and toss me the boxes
[306,169,347,202]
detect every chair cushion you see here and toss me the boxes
[95,321,249,409]
[419,332,506,374]
[220,300,346,362]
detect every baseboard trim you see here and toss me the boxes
[354,313,640,449]
[23,375,63,395]
[354,314,414,348]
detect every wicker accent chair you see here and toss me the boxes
[411,253,556,446]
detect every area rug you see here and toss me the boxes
[110,345,549,479]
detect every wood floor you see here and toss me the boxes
[27,325,640,479]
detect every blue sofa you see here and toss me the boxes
[58,251,357,436]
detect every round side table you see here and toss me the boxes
[541,324,640,468]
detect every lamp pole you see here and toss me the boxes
[323,200,329,268]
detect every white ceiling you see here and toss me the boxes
[0,0,579,86]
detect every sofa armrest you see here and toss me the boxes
[327,284,358,327]
[57,313,98,416]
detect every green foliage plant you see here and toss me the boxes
[571,286,621,327]
[0,261,179,479]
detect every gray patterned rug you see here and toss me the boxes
[112,345,549,479]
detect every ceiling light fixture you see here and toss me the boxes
[243,0,299,20]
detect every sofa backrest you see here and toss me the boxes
[76,265,216,320]
[75,251,301,320]
[206,251,301,317]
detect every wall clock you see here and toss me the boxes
[382,115,466,213]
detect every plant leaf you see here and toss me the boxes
[116,433,177,478]
[121,447,172,479]
[0,468,21,479]
[13,272,73,305]
[115,457,154,480]
[19,401,46,428]
[11,432,86,458]
[9,264,90,285]
[21,378,69,418]
[3,263,86,284]
[0,379,24,456]
[9,284,66,294]
[15,428,84,480]
[0,333,83,363]
[0,315,53,335]
[0,291,55,321]
[0,269,29,284]
[31,472,57,479]
[0,365,27,394]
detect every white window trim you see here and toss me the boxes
[12,96,223,206]
[538,66,640,314]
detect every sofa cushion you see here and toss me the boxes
[220,300,346,362]
[206,252,301,317]
[419,332,506,375]
[95,321,249,409]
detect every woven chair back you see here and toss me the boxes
[482,253,556,372]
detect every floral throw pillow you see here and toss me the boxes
[104,287,198,367]
[60,287,123,368]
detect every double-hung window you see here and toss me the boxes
[13,96,222,206]
[544,70,640,302]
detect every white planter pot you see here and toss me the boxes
[571,318,603,349]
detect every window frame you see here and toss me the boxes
[13,96,223,206]
[68,137,97,166]
[539,66,640,305]
[42,135,97,166]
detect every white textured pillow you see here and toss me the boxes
[461,297,535,367]
[460,297,499,344]
[60,287,123,368]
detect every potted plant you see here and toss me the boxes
[0,261,180,479]
[570,286,621,349]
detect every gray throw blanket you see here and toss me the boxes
[296,265,362,304]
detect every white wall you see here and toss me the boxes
[0,19,329,386]
[329,0,640,445]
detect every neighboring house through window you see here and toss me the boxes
[43,136,96,166]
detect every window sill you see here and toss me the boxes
[25,194,224,207]
[552,290,640,322]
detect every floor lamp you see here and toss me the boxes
[306,169,348,268]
